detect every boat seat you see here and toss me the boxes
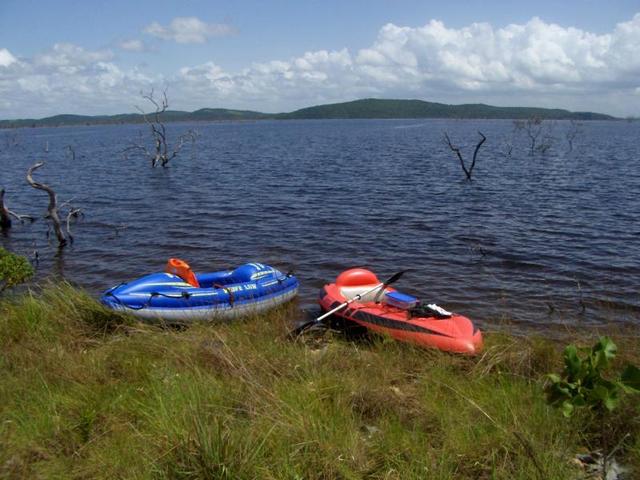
[228,263,274,283]
[339,285,385,303]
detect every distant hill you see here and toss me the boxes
[277,99,615,121]
[190,108,272,121]
[0,108,269,128]
[0,98,615,128]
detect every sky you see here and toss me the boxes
[1,0,639,118]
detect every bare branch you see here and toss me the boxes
[516,116,544,155]
[164,130,198,166]
[127,88,196,168]
[444,132,470,179]
[65,207,83,245]
[112,223,128,237]
[501,135,514,157]
[565,119,582,152]
[57,197,76,211]
[536,134,556,155]
[1,188,35,230]
[3,132,19,148]
[444,131,486,180]
[65,144,76,161]
[123,143,150,155]
[0,188,12,230]
[470,131,486,175]
[122,142,154,165]
[26,162,67,247]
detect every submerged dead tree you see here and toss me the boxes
[65,144,76,161]
[125,89,197,167]
[565,119,582,152]
[444,131,486,180]
[26,162,82,247]
[2,132,19,149]
[0,188,34,231]
[513,116,558,155]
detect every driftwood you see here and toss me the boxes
[0,188,35,230]
[444,131,486,180]
[124,88,197,167]
[26,162,69,247]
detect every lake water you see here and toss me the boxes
[1,119,639,329]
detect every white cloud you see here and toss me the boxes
[0,48,18,67]
[118,39,146,52]
[0,43,155,117]
[353,17,625,90]
[173,14,640,115]
[144,17,235,44]
[34,43,113,69]
[2,14,640,118]
[175,49,360,110]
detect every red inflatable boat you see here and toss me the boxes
[318,268,483,354]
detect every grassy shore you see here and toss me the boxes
[0,285,638,479]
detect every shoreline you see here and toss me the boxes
[1,116,625,131]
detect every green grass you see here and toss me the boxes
[0,285,638,479]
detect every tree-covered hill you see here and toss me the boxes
[0,98,614,128]
[277,98,614,120]
[0,109,268,128]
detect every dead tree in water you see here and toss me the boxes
[2,132,19,149]
[26,162,82,247]
[565,119,582,152]
[124,88,197,167]
[65,144,76,161]
[444,131,486,180]
[513,116,556,155]
[0,188,34,231]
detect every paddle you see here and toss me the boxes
[288,270,405,338]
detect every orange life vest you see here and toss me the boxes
[165,258,200,288]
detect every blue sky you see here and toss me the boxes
[1,0,639,117]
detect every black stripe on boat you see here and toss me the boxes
[351,310,450,337]
[323,295,449,338]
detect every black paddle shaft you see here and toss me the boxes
[288,270,406,338]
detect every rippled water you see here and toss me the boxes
[1,119,639,329]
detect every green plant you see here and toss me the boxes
[0,247,34,293]
[546,337,640,417]
[546,337,640,475]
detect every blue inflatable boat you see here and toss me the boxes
[101,260,298,322]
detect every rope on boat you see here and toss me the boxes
[104,290,191,310]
